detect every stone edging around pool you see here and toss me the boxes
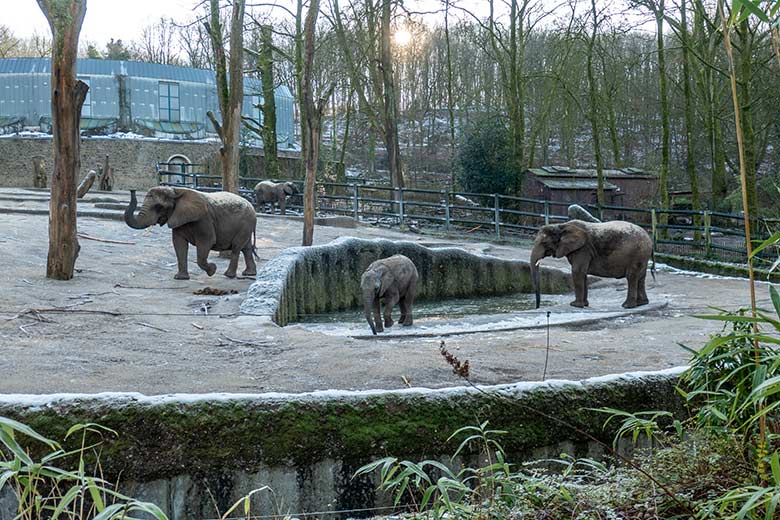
[239,236,573,326]
[0,367,688,519]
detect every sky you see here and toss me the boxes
[5,0,199,44]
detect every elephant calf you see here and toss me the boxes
[361,255,419,335]
[124,187,257,280]
[254,180,298,215]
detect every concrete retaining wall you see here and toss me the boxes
[239,237,573,325]
[0,368,687,520]
[0,136,303,190]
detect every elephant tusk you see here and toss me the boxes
[535,259,543,267]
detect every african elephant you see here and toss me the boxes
[361,255,419,335]
[530,220,654,309]
[124,187,257,280]
[253,180,298,215]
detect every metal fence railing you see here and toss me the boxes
[156,163,779,267]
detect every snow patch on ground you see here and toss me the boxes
[0,366,688,410]
[656,262,773,283]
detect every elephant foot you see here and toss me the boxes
[384,318,394,328]
[174,272,190,280]
[401,319,413,327]
[203,263,217,277]
[375,325,384,333]
[637,298,649,306]
[224,270,237,279]
[622,300,638,309]
[242,269,257,277]
[570,300,588,308]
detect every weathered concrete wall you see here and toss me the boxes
[0,368,686,520]
[240,237,573,325]
[0,136,304,191]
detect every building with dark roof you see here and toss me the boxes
[0,57,296,148]
[525,166,659,210]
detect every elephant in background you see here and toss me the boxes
[254,180,298,215]
[530,220,654,309]
[361,255,419,335]
[124,187,257,280]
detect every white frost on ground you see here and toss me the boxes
[0,366,688,410]
[656,262,773,283]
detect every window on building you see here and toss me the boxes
[79,77,91,118]
[159,81,180,122]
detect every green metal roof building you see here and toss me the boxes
[0,58,296,149]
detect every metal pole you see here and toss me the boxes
[651,208,658,249]
[353,184,359,221]
[398,188,405,226]
[543,200,550,225]
[494,193,501,238]
[704,210,712,256]
[444,191,451,232]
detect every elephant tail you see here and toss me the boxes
[650,249,656,283]
[252,229,259,259]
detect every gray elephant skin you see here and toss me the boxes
[530,220,654,309]
[125,187,257,280]
[361,255,419,335]
[254,180,298,215]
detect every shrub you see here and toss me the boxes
[456,116,518,195]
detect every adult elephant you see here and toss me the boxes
[530,220,654,309]
[254,180,298,215]
[124,187,257,280]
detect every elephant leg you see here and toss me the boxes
[223,246,241,278]
[623,268,640,308]
[570,269,589,308]
[637,266,649,306]
[399,294,414,326]
[384,293,399,328]
[241,244,257,276]
[373,297,383,333]
[195,242,217,277]
[279,197,286,215]
[172,230,190,280]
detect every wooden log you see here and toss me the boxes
[76,169,97,198]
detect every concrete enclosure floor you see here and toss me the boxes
[0,188,770,394]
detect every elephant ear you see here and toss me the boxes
[555,224,588,258]
[377,266,396,296]
[167,188,209,229]
[283,183,295,195]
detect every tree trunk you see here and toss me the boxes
[587,0,605,206]
[444,0,456,188]
[76,169,97,198]
[679,0,701,237]
[656,3,670,234]
[38,0,88,281]
[380,0,403,191]
[259,24,280,179]
[206,0,245,194]
[737,20,758,216]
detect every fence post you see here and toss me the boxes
[651,208,658,249]
[444,191,451,232]
[704,210,712,256]
[398,188,405,226]
[494,193,501,238]
[543,200,550,225]
[193,173,198,189]
[352,184,359,221]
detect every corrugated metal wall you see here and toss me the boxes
[0,58,296,149]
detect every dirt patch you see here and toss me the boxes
[0,189,769,394]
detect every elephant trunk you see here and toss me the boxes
[124,190,154,229]
[530,242,546,309]
[363,291,377,335]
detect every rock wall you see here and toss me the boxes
[240,237,573,325]
[0,368,687,520]
[0,136,303,190]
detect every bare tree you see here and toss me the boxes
[135,18,182,65]
[0,25,20,57]
[36,0,89,280]
[205,0,246,194]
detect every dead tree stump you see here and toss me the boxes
[98,154,113,191]
[32,157,47,188]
